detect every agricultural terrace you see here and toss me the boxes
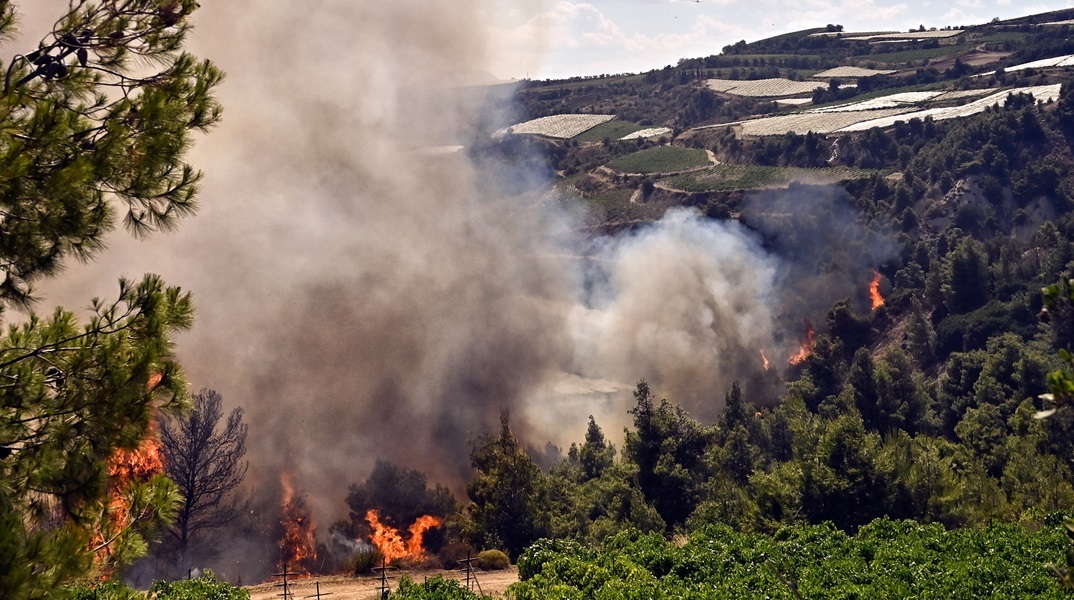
[606,146,710,174]
[813,66,896,78]
[728,83,1060,136]
[867,44,974,64]
[848,29,965,41]
[665,164,880,192]
[573,119,644,142]
[620,127,673,140]
[838,83,1062,132]
[496,114,615,139]
[705,78,825,98]
[980,53,1074,76]
[735,108,914,136]
[809,91,944,113]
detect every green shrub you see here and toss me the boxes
[59,580,144,600]
[148,570,249,600]
[517,538,592,580]
[477,549,510,570]
[393,575,492,599]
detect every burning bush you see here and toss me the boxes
[346,461,455,540]
[346,544,383,575]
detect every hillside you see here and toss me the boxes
[468,10,1074,597]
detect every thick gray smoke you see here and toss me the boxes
[16,0,888,565]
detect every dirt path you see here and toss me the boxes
[247,567,519,599]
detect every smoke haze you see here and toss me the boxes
[15,0,892,567]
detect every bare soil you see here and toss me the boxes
[246,567,518,599]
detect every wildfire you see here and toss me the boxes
[869,271,885,310]
[278,472,317,575]
[365,509,443,563]
[760,349,771,371]
[788,322,816,366]
[91,372,169,576]
[93,418,166,573]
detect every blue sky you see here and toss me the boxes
[485,0,1074,80]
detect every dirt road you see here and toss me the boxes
[247,567,519,599]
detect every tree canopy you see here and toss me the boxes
[0,1,221,596]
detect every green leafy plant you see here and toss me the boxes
[148,570,249,600]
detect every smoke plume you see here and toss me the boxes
[16,0,892,577]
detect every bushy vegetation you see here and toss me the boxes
[59,571,248,600]
[509,520,1071,598]
[393,575,492,600]
[476,549,510,570]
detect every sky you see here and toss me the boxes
[484,0,1074,80]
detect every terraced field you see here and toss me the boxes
[736,108,913,136]
[727,83,1061,136]
[813,66,896,78]
[838,84,1062,131]
[495,114,616,139]
[607,146,710,174]
[620,127,673,140]
[573,119,644,142]
[981,52,1074,75]
[665,164,881,191]
[705,78,826,98]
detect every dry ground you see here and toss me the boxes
[246,567,518,599]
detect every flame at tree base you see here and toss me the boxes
[788,321,816,366]
[278,473,317,576]
[365,509,443,563]
[92,416,166,577]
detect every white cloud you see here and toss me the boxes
[488,1,752,79]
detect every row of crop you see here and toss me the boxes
[705,78,825,98]
[665,164,878,192]
[737,107,913,136]
[496,114,616,139]
[606,146,709,174]
[510,519,1071,599]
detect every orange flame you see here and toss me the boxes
[278,472,317,576]
[366,509,443,563]
[788,322,815,366]
[93,417,166,574]
[760,349,771,371]
[869,271,885,310]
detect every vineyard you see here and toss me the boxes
[705,78,826,98]
[496,114,616,139]
[665,164,879,192]
[606,146,710,174]
[867,43,975,64]
[573,119,644,143]
[735,108,913,136]
[620,127,673,140]
[983,52,1074,75]
[812,66,895,78]
[838,83,1063,131]
[809,91,944,113]
[509,519,1072,599]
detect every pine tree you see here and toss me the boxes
[0,2,221,596]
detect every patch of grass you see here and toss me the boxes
[607,146,709,174]
[574,119,643,142]
[665,164,881,191]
